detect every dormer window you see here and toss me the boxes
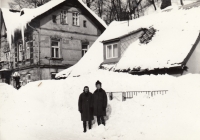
[106,44,118,59]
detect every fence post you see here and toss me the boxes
[122,92,126,101]
[109,92,113,100]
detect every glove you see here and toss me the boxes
[79,110,82,114]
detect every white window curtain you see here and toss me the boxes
[106,44,118,59]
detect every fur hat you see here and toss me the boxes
[96,80,102,86]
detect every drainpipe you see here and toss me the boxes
[27,23,41,80]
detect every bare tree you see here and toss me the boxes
[180,0,184,5]
[9,0,51,10]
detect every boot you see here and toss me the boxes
[83,122,87,133]
[89,121,92,129]
[97,121,101,126]
[89,121,92,130]
[102,121,105,126]
[101,117,105,126]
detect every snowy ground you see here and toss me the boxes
[1,70,200,140]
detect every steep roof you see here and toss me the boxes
[113,6,200,71]
[0,0,107,48]
[56,3,200,78]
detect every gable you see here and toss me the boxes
[37,3,103,35]
[23,0,106,32]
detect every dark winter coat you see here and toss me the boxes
[93,88,107,116]
[78,92,94,121]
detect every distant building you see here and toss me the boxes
[0,0,106,87]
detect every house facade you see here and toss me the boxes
[0,0,106,87]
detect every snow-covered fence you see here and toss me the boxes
[107,90,168,101]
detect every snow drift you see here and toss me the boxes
[1,71,200,140]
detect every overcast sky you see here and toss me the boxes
[0,0,197,9]
[1,0,12,8]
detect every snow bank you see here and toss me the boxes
[1,71,200,140]
[0,83,18,110]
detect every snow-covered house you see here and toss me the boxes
[55,1,200,79]
[99,3,200,75]
[0,0,107,86]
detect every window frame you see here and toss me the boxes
[72,12,80,26]
[60,10,68,24]
[83,20,87,28]
[51,72,57,80]
[106,43,118,59]
[51,40,61,59]
[26,74,31,83]
[82,44,89,57]
[52,15,57,23]
[4,51,10,61]
[25,41,32,60]
[19,44,25,61]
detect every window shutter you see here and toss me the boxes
[15,45,18,67]
[77,13,80,26]
[60,11,62,24]
[19,45,22,61]
[30,42,34,64]
[22,47,25,61]
[26,42,31,59]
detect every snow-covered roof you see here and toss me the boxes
[113,6,200,71]
[56,3,200,78]
[0,0,107,48]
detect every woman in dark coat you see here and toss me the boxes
[78,86,94,133]
[93,80,107,126]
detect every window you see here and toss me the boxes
[61,10,67,24]
[4,52,10,61]
[83,20,87,27]
[51,40,60,58]
[26,41,32,59]
[82,44,89,56]
[27,74,31,83]
[106,44,118,59]
[19,44,25,61]
[72,12,79,26]
[51,73,57,80]
[52,15,57,23]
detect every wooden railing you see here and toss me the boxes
[107,90,168,101]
